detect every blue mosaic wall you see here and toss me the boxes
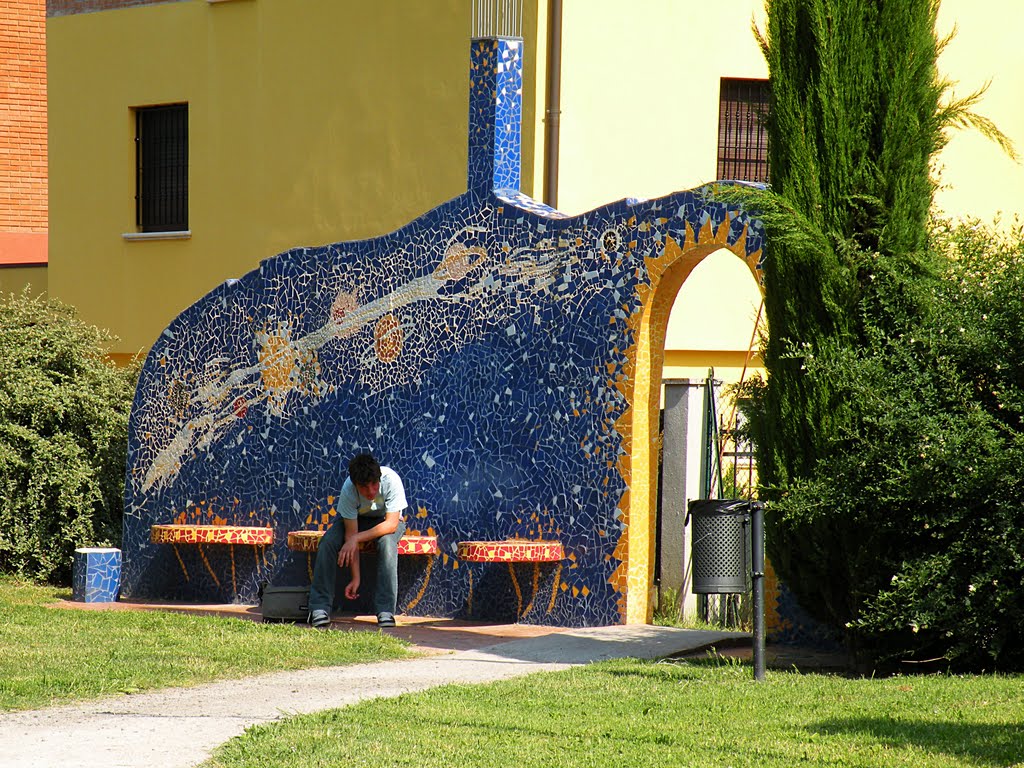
[771,581,844,650]
[121,37,765,626]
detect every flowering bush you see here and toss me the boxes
[759,220,1024,669]
[0,290,138,583]
[846,219,1024,669]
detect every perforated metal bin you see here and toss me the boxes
[687,499,752,594]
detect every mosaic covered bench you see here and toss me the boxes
[456,539,564,562]
[149,524,274,600]
[150,524,274,546]
[286,530,439,555]
[457,539,565,621]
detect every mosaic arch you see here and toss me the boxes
[122,36,766,626]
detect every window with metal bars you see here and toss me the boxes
[716,79,770,184]
[135,104,188,233]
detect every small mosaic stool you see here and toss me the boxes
[72,547,122,603]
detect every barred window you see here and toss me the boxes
[716,79,770,184]
[135,104,188,232]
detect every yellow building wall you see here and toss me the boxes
[543,0,1023,398]
[933,0,1024,225]
[48,0,542,356]
[49,0,1022,358]
[549,0,1022,223]
[544,0,769,409]
[553,0,768,217]
[0,265,47,298]
[662,248,763,387]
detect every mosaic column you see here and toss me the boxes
[467,36,523,193]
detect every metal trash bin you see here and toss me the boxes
[687,499,752,594]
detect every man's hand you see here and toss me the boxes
[337,538,360,568]
[344,576,360,601]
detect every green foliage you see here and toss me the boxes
[846,220,1024,668]
[758,0,946,257]
[750,220,1024,669]
[752,0,950,493]
[0,290,139,583]
[652,586,685,626]
[722,188,858,488]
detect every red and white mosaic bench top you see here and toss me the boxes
[150,524,274,546]
[456,539,564,563]
[286,530,439,555]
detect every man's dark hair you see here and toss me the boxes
[348,453,381,486]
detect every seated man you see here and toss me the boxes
[307,453,407,628]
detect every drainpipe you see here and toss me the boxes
[543,0,562,208]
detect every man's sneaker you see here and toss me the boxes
[308,609,331,628]
[377,612,396,627]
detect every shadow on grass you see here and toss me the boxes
[812,718,1024,766]
[662,645,857,676]
[594,654,756,684]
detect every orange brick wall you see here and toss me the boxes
[1,0,46,265]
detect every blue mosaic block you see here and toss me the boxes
[72,548,122,603]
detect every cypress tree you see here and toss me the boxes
[751,0,949,485]
[747,0,963,634]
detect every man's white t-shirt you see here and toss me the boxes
[337,466,408,519]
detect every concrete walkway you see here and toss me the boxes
[0,623,745,768]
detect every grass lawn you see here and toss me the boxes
[0,578,412,711]
[206,658,1024,768]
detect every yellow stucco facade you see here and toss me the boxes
[47,0,1023,361]
[933,0,1024,223]
[48,0,542,357]
[545,0,1024,390]
[0,264,47,297]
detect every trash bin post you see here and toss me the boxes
[687,498,766,682]
[751,501,766,682]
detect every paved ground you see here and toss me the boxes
[1,602,840,768]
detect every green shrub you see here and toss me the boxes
[0,289,138,583]
[760,220,1024,669]
[846,219,1024,669]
